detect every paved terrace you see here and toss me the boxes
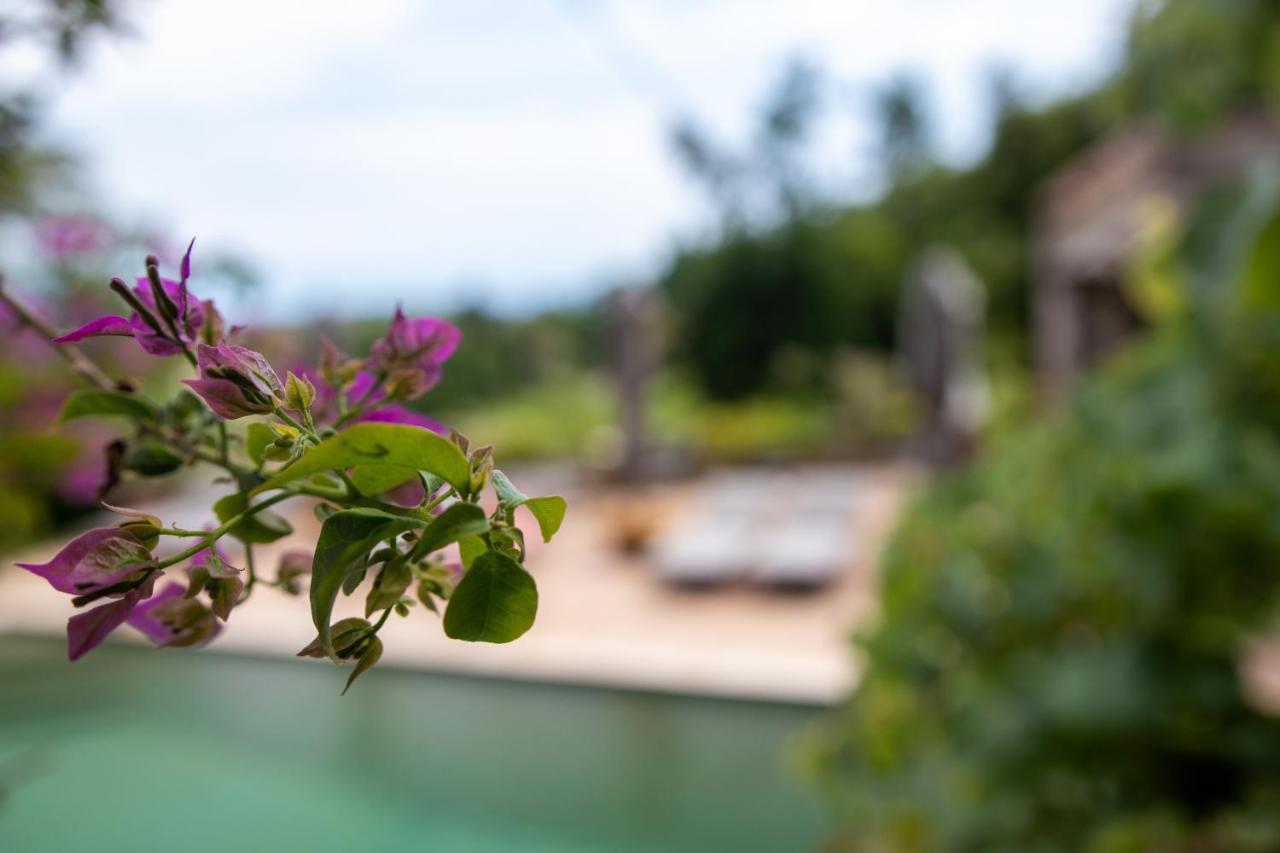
[0,465,914,705]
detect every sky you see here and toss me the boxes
[23,0,1137,318]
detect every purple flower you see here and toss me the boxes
[368,308,460,399]
[66,576,157,662]
[54,243,212,356]
[187,542,244,621]
[56,460,105,506]
[189,541,229,570]
[127,582,222,648]
[275,550,312,595]
[345,370,386,407]
[381,477,426,508]
[184,342,283,419]
[355,405,446,434]
[35,215,111,263]
[302,363,448,435]
[56,276,207,357]
[17,527,155,596]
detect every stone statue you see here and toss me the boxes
[898,247,991,465]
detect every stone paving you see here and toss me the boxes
[0,464,916,704]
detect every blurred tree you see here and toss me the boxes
[0,1,132,552]
[662,66,1106,400]
[874,73,932,183]
[659,0,1280,404]
[672,57,824,229]
[0,0,125,216]
[757,57,823,217]
[810,173,1280,852]
[1123,0,1280,130]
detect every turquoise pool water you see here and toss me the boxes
[0,637,826,852]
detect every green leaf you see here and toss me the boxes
[490,469,527,509]
[523,496,567,543]
[102,503,163,548]
[490,470,567,542]
[417,578,441,613]
[255,423,470,494]
[443,551,538,643]
[343,636,383,695]
[366,561,412,616]
[245,422,275,467]
[458,535,487,569]
[122,440,184,476]
[342,566,368,596]
[297,617,370,659]
[310,509,423,660]
[1242,208,1280,311]
[350,464,419,497]
[488,525,525,561]
[410,502,490,559]
[213,492,294,544]
[59,389,157,424]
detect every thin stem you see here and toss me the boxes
[369,606,394,635]
[421,486,453,514]
[243,543,257,594]
[337,470,360,495]
[292,481,350,502]
[333,372,387,429]
[156,527,209,538]
[190,445,250,476]
[156,489,297,570]
[273,405,316,441]
[0,277,115,390]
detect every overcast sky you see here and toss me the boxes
[24,0,1136,318]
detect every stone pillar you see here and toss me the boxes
[898,247,991,465]
[605,287,662,482]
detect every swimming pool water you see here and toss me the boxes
[0,637,826,852]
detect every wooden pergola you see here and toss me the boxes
[1034,114,1280,402]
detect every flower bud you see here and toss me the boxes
[184,342,283,419]
[276,550,312,596]
[367,307,461,400]
[285,370,317,412]
[128,583,221,648]
[18,527,155,596]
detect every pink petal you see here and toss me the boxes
[17,528,151,595]
[356,405,446,434]
[182,378,258,419]
[125,582,186,645]
[66,577,157,661]
[53,315,133,343]
[180,238,195,283]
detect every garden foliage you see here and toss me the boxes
[812,183,1280,850]
[10,245,564,691]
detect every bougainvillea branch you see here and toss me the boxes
[7,244,566,692]
[0,274,116,389]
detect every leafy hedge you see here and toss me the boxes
[811,193,1280,850]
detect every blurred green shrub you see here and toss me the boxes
[810,187,1280,850]
[831,351,918,455]
[446,371,615,462]
[443,364,915,465]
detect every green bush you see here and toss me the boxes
[811,195,1280,850]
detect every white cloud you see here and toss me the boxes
[34,0,1135,317]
